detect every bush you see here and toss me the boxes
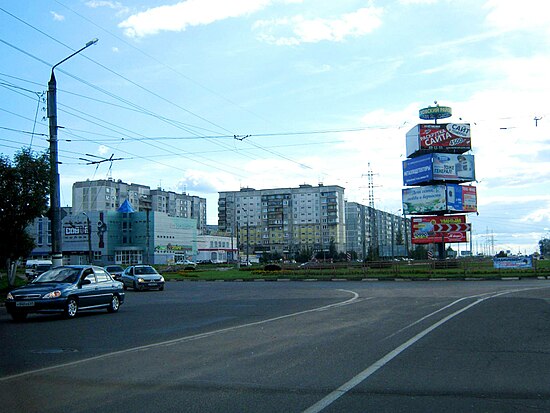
[264,264,282,271]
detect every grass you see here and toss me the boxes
[2,259,549,292]
[160,258,550,282]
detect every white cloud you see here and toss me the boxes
[50,11,65,21]
[86,1,122,9]
[254,6,384,45]
[483,0,550,33]
[119,0,274,38]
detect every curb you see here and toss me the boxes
[166,276,550,283]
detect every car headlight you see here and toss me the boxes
[42,290,62,299]
[6,292,14,300]
[159,276,165,282]
[138,278,145,283]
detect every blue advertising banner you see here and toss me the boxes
[403,153,475,186]
[403,154,433,185]
[493,256,533,269]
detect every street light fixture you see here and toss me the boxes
[47,38,98,267]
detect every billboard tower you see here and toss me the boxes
[401,103,477,259]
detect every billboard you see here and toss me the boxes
[447,184,477,212]
[406,123,471,157]
[402,184,477,215]
[493,256,533,269]
[411,215,470,244]
[403,153,475,186]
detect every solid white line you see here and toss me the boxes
[382,291,497,341]
[302,287,544,413]
[0,289,360,382]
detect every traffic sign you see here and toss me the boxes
[433,223,471,232]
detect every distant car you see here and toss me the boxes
[121,265,165,291]
[25,260,53,281]
[178,260,197,270]
[104,265,124,281]
[5,265,124,321]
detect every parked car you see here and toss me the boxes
[121,265,165,291]
[25,260,53,281]
[5,265,124,321]
[177,259,197,270]
[104,265,124,281]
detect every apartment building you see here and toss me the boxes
[72,178,206,232]
[345,201,410,260]
[218,184,346,258]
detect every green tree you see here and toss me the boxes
[411,245,428,260]
[539,238,550,257]
[366,245,380,261]
[396,227,404,245]
[296,248,313,263]
[0,148,50,286]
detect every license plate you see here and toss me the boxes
[16,301,35,307]
[148,283,157,286]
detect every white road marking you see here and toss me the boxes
[0,289,360,382]
[302,287,544,413]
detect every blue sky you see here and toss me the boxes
[1,0,549,255]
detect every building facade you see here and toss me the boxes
[28,206,199,266]
[72,178,207,233]
[345,201,410,260]
[218,184,346,259]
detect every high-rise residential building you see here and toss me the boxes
[218,184,346,258]
[72,178,206,232]
[345,201,410,260]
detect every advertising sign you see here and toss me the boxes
[403,153,475,185]
[493,256,533,269]
[411,215,469,244]
[419,106,452,120]
[64,225,89,236]
[402,184,477,214]
[447,184,477,212]
[406,123,471,157]
[402,185,446,215]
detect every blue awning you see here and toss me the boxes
[117,199,135,213]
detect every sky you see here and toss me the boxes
[1,0,549,256]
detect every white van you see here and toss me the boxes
[25,260,53,280]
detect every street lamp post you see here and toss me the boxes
[48,39,98,267]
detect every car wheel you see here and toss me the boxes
[123,283,127,291]
[159,285,164,291]
[107,294,120,313]
[65,297,78,318]
[133,281,141,291]
[10,312,27,322]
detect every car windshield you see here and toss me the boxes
[33,267,81,284]
[106,266,123,272]
[135,266,157,275]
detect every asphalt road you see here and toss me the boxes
[2,280,550,412]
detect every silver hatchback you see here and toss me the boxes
[121,265,165,291]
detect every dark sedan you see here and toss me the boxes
[121,265,165,291]
[5,265,125,321]
[104,265,124,281]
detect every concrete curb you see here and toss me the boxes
[166,276,550,283]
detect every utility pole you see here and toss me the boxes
[47,39,98,267]
[83,212,92,264]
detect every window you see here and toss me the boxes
[95,269,110,283]
[82,269,96,284]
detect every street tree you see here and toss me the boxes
[0,148,50,286]
[540,238,550,257]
